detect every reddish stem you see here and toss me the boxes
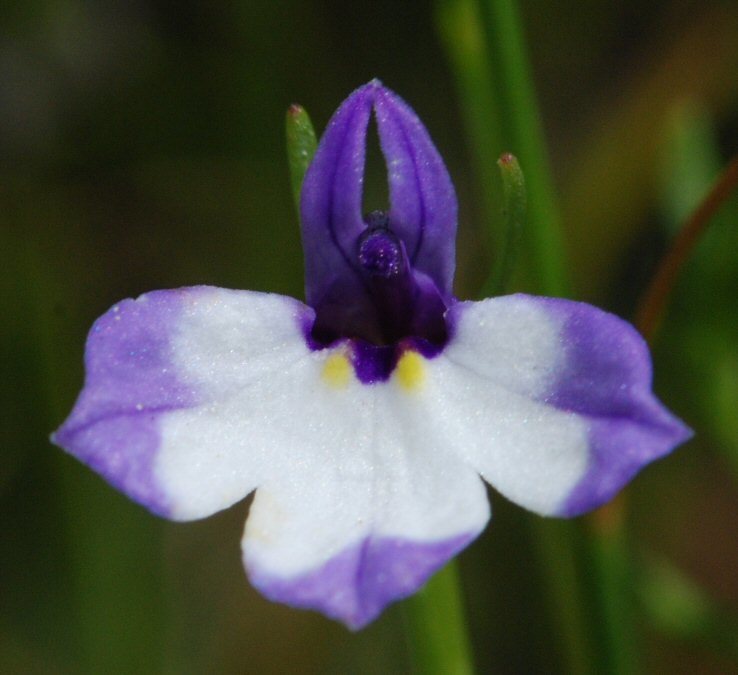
[590,155,738,533]
[636,155,738,343]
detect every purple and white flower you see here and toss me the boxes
[53,81,691,629]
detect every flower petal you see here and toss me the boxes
[300,82,375,312]
[242,381,489,629]
[530,296,693,515]
[409,295,691,516]
[52,287,315,519]
[374,86,457,299]
[300,81,458,343]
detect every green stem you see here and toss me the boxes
[587,504,639,675]
[403,562,476,675]
[532,522,596,675]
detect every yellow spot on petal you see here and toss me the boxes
[396,351,426,391]
[322,353,352,388]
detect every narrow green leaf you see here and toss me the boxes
[479,0,568,295]
[285,104,318,213]
[532,521,595,675]
[659,104,721,231]
[436,0,568,296]
[435,0,506,270]
[484,153,526,295]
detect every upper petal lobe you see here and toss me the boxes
[300,81,458,342]
[374,85,457,298]
[300,83,375,318]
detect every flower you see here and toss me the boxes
[52,80,691,629]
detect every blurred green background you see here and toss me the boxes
[2,1,738,673]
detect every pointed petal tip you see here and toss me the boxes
[662,412,694,449]
[346,79,383,103]
[49,422,73,452]
[561,413,693,518]
[543,296,696,516]
[350,79,389,104]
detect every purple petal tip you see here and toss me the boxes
[247,533,476,630]
[536,296,693,515]
[52,289,202,517]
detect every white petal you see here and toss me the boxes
[155,288,317,519]
[446,295,564,398]
[417,356,589,515]
[399,296,592,515]
[242,372,489,628]
[419,295,689,516]
[53,286,314,518]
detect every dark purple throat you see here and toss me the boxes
[308,210,450,382]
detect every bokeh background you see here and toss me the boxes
[2,1,738,673]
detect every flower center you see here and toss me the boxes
[355,211,446,348]
[308,210,448,368]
